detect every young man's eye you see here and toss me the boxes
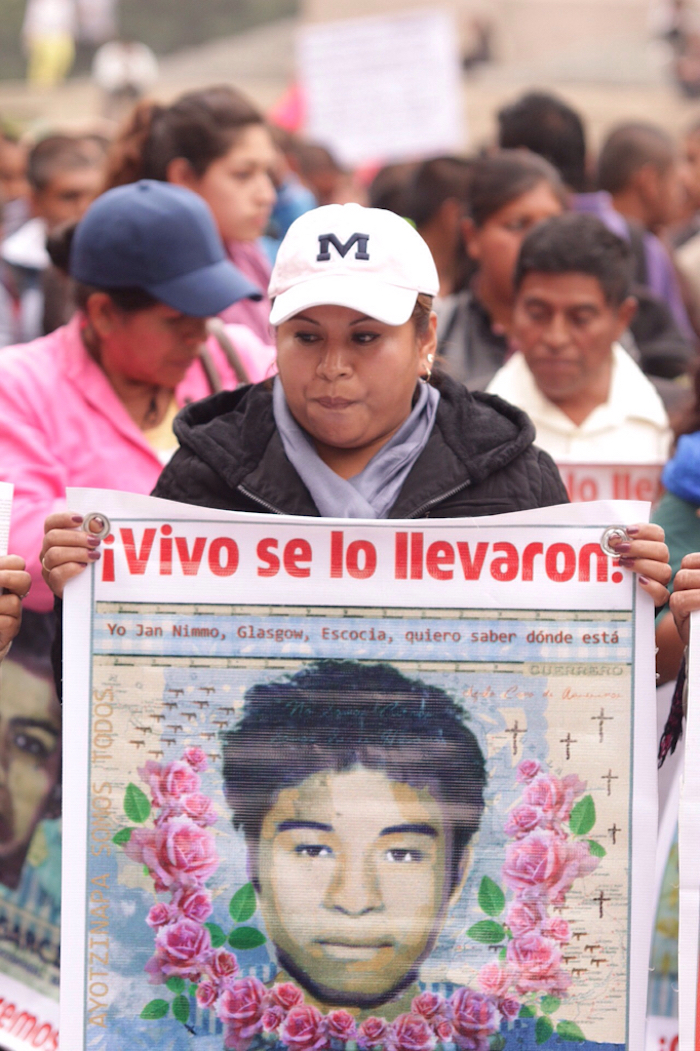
[295,844,333,858]
[385,848,423,863]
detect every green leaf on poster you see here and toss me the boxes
[557,1021,586,1042]
[587,839,607,858]
[478,876,505,916]
[569,795,595,836]
[112,827,133,845]
[166,977,185,994]
[172,994,190,1024]
[489,1036,506,1051]
[229,882,256,923]
[228,926,266,950]
[540,997,561,1014]
[519,1005,536,1019]
[466,920,505,944]
[124,783,151,824]
[141,999,169,1020]
[535,1017,554,1045]
[205,923,227,948]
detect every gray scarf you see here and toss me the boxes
[273,377,440,519]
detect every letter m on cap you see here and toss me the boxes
[317,232,370,262]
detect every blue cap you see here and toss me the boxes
[69,180,262,316]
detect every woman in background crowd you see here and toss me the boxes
[103,84,278,343]
[436,150,566,390]
[0,179,274,618]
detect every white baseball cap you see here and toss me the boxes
[268,203,439,326]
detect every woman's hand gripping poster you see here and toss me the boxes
[60,490,658,1051]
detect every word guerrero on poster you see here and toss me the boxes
[61,491,658,1051]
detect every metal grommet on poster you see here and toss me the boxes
[600,526,629,556]
[81,512,111,540]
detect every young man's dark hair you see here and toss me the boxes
[496,91,587,193]
[27,134,99,193]
[596,121,675,196]
[222,660,486,896]
[514,212,633,307]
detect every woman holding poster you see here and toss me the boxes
[42,203,670,606]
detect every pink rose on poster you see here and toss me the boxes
[435,1020,453,1042]
[411,992,446,1023]
[149,918,212,981]
[507,933,572,996]
[503,831,598,904]
[386,1014,437,1051]
[450,989,499,1048]
[477,962,512,998]
[542,917,570,942]
[504,804,541,839]
[183,746,209,772]
[197,980,219,1009]
[523,774,586,830]
[146,902,174,928]
[263,1006,286,1033]
[182,792,218,826]
[280,1005,329,1051]
[218,976,267,1042]
[162,760,201,800]
[133,816,219,891]
[138,760,166,806]
[326,1009,358,1043]
[358,1017,390,1049]
[516,759,541,784]
[499,999,520,1023]
[505,900,546,937]
[173,887,213,923]
[270,982,304,1011]
[207,948,240,986]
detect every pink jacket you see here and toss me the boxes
[0,315,276,611]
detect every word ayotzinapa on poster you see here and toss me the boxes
[61,490,658,1051]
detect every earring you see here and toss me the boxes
[424,353,435,381]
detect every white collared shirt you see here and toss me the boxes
[486,344,672,463]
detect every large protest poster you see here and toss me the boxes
[60,490,657,1051]
[0,485,60,1051]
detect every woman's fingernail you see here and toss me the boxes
[627,526,640,535]
[87,537,101,548]
[618,556,635,567]
[71,514,84,524]
[88,551,101,561]
[616,542,631,553]
[639,575,650,585]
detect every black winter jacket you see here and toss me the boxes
[153,371,568,517]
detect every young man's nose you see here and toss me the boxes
[325,855,383,915]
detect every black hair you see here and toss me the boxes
[103,85,265,189]
[222,661,486,896]
[597,122,675,195]
[367,162,419,214]
[497,91,588,193]
[404,155,473,228]
[27,134,99,193]
[46,221,159,313]
[514,212,633,306]
[467,150,566,228]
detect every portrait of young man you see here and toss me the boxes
[222,660,487,1018]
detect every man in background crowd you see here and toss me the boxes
[0,133,103,347]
